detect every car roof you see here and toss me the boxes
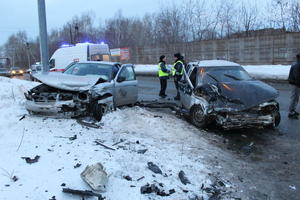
[189,60,241,67]
[77,61,121,65]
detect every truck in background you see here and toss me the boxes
[49,42,111,72]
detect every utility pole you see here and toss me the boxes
[75,23,79,43]
[26,42,31,68]
[37,0,49,72]
[69,23,73,45]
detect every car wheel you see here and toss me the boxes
[92,103,104,121]
[266,111,281,129]
[273,111,281,127]
[190,105,208,129]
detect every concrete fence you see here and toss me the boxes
[128,32,300,65]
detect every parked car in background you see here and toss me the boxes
[10,66,24,76]
[29,63,42,81]
[25,61,138,121]
[179,60,281,130]
[0,68,11,77]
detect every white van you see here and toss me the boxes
[49,43,111,72]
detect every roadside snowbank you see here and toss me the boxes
[0,77,231,200]
[134,64,290,80]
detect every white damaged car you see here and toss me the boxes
[24,61,138,121]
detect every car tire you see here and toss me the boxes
[274,111,281,127]
[266,111,281,129]
[92,103,104,121]
[190,105,208,129]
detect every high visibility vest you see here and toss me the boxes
[172,60,184,76]
[158,62,169,77]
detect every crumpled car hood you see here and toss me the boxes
[214,80,279,111]
[33,73,102,91]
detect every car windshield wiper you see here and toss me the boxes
[206,73,219,82]
[224,74,242,81]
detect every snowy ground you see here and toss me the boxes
[134,64,290,80]
[0,77,235,200]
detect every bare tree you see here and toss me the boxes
[290,0,300,31]
[4,31,29,67]
[237,2,261,36]
[182,0,218,41]
[153,3,185,44]
[267,0,290,30]
[215,0,238,38]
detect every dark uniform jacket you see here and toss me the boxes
[288,61,300,87]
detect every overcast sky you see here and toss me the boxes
[0,0,270,46]
[0,0,171,45]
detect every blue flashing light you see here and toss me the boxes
[100,41,105,45]
[76,42,91,45]
[60,43,73,48]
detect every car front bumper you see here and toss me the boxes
[215,112,274,129]
[25,100,75,114]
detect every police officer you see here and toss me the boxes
[158,55,170,98]
[288,53,300,119]
[172,53,184,100]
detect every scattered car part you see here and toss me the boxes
[140,183,175,196]
[123,175,132,181]
[69,135,77,141]
[80,163,108,192]
[147,162,162,174]
[12,176,18,182]
[137,176,145,181]
[112,139,126,146]
[62,188,104,200]
[94,140,116,151]
[137,149,148,154]
[21,155,40,164]
[19,115,26,121]
[76,117,101,129]
[74,163,81,168]
[178,170,191,185]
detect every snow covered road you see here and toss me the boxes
[0,77,235,200]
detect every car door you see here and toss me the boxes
[179,64,196,108]
[114,64,138,106]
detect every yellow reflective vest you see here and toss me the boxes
[158,62,169,77]
[172,60,184,76]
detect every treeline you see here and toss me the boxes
[1,0,300,67]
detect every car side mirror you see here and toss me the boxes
[117,76,126,82]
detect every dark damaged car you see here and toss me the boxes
[24,61,138,121]
[179,60,280,129]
